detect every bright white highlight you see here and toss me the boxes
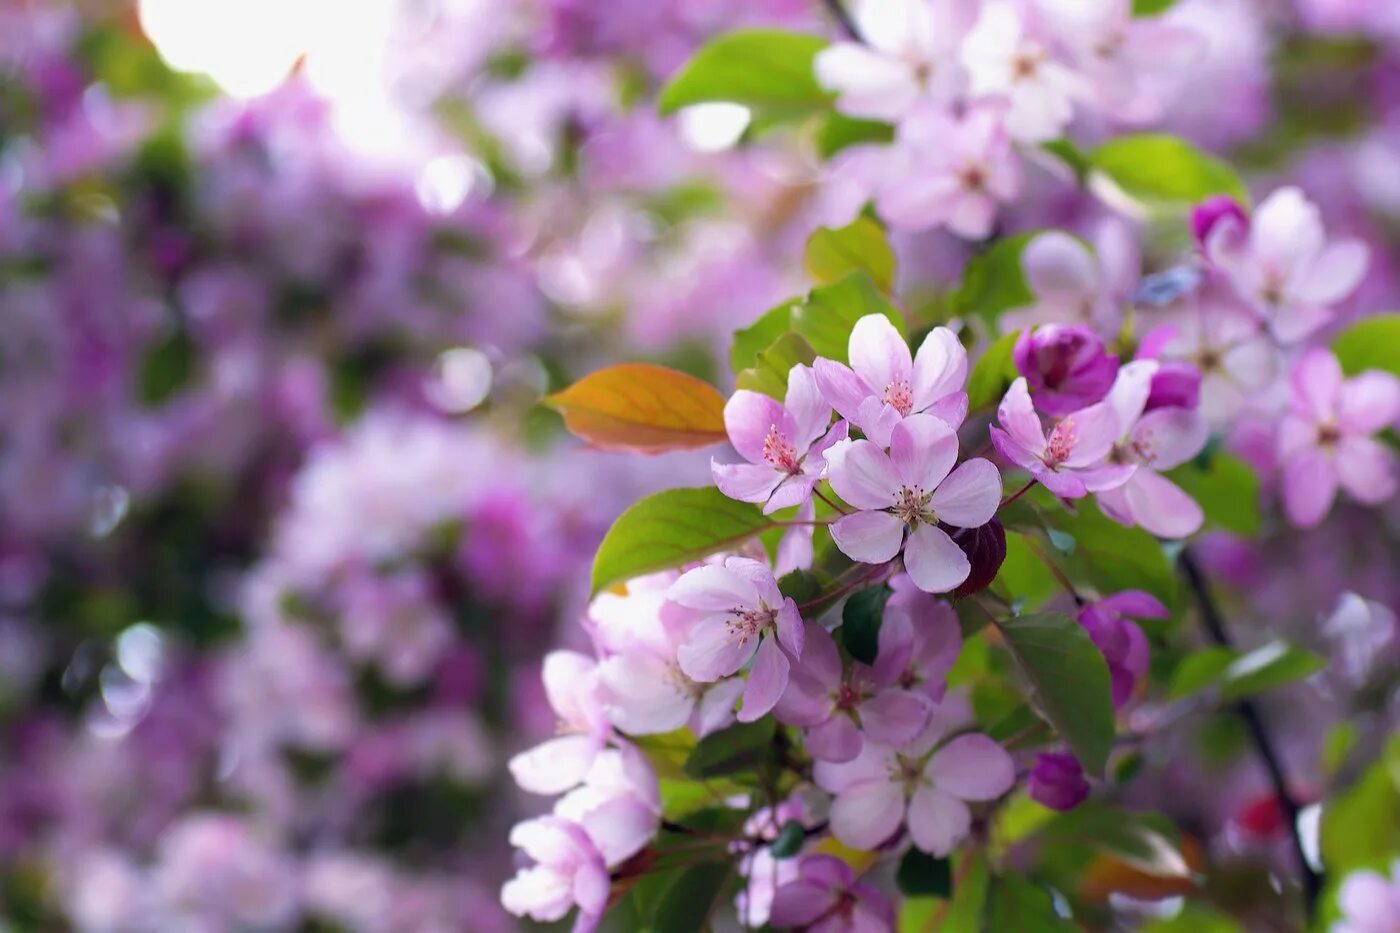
[678,103,752,153]
[138,0,318,99]
[426,348,494,414]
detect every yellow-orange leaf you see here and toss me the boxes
[545,363,728,453]
[1079,833,1205,903]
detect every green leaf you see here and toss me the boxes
[683,718,776,779]
[986,876,1075,931]
[730,300,798,374]
[842,585,891,664]
[1046,497,1179,609]
[1132,0,1180,13]
[1042,138,1091,183]
[777,568,822,605]
[997,612,1116,775]
[1321,735,1400,876]
[770,819,806,858]
[897,850,952,897]
[1040,806,1192,880]
[1333,313,1400,377]
[735,332,817,399]
[1168,646,1235,699]
[1167,453,1260,536]
[658,29,831,118]
[591,488,778,595]
[1090,134,1248,209]
[816,113,894,158]
[1218,640,1325,701]
[793,271,905,362]
[804,218,897,292]
[653,861,735,933]
[967,331,1020,411]
[949,231,1039,324]
[137,326,196,405]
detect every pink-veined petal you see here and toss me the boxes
[1294,239,1368,306]
[785,363,832,450]
[902,523,971,594]
[1131,408,1209,471]
[989,426,1047,476]
[860,690,930,746]
[712,460,783,504]
[815,44,921,122]
[776,598,805,658]
[1061,401,1120,467]
[669,565,759,613]
[911,326,969,412]
[509,735,601,795]
[829,779,906,850]
[1074,462,1138,493]
[1337,372,1400,435]
[598,653,694,735]
[677,616,754,683]
[1282,448,1339,528]
[695,679,744,737]
[927,733,1015,801]
[765,474,818,514]
[930,458,1002,528]
[848,314,913,401]
[1291,348,1343,422]
[813,358,874,426]
[724,390,797,465]
[905,786,971,857]
[1022,231,1100,305]
[890,414,959,492]
[807,714,864,762]
[1105,360,1158,437]
[830,511,906,564]
[997,378,1047,455]
[826,439,902,510]
[738,637,790,722]
[1117,470,1204,539]
[1335,436,1399,505]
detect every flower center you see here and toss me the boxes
[835,681,862,711]
[892,485,933,527]
[725,605,775,646]
[882,379,915,417]
[959,164,987,193]
[1045,417,1077,468]
[888,753,925,793]
[762,424,801,474]
[1011,49,1043,82]
[1317,423,1341,449]
[1261,267,1286,307]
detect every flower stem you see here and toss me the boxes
[1178,547,1322,919]
[999,478,1036,509]
[813,486,851,516]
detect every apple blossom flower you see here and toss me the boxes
[1077,590,1166,707]
[1334,860,1400,933]
[508,651,610,795]
[590,572,743,737]
[1322,592,1396,685]
[1038,0,1202,125]
[1203,187,1370,343]
[813,0,975,122]
[1012,325,1119,417]
[825,415,1001,594]
[553,745,660,866]
[1028,752,1090,812]
[870,576,962,705]
[1094,360,1210,539]
[814,722,1014,854]
[1190,194,1249,254]
[670,557,804,722]
[869,101,1020,238]
[1278,348,1400,528]
[960,0,1087,143]
[813,314,969,448]
[768,854,896,932]
[990,378,1134,499]
[1000,225,1137,336]
[500,817,609,931]
[1144,361,1203,412]
[774,620,929,762]
[712,363,848,514]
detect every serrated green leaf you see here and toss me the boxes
[793,271,905,362]
[842,585,891,665]
[1090,133,1248,210]
[804,218,896,292]
[591,488,779,595]
[659,29,831,118]
[1333,313,1400,377]
[997,612,1116,775]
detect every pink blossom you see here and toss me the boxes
[553,745,660,866]
[1038,0,1202,125]
[1204,187,1370,343]
[814,721,1014,855]
[1001,225,1138,336]
[871,576,962,706]
[508,651,610,795]
[1335,860,1400,933]
[869,102,1020,238]
[1094,361,1210,539]
[1012,325,1119,417]
[990,378,1133,499]
[774,620,929,762]
[813,315,969,447]
[712,363,848,514]
[1028,752,1090,812]
[813,0,975,122]
[670,557,804,722]
[1077,590,1166,707]
[590,573,742,737]
[1278,348,1400,528]
[500,817,609,931]
[826,415,1001,594]
[960,0,1086,143]
[768,854,896,932]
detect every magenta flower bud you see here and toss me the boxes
[1145,361,1202,412]
[1190,195,1248,251]
[1012,325,1119,417]
[1029,753,1090,812]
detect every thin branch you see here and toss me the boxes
[999,478,1036,509]
[1022,535,1084,606]
[1178,548,1322,919]
[814,486,851,516]
[821,0,861,41]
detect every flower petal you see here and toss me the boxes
[830,779,906,851]
[738,636,790,722]
[1335,436,1399,505]
[724,390,796,464]
[860,690,930,747]
[848,314,913,400]
[902,524,971,594]
[930,458,1002,528]
[1282,448,1338,528]
[815,44,920,122]
[814,358,873,426]
[1022,231,1099,305]
[890,414,959,492]
[906,786,971,857]
[1131,408,1209,471]
[830,511,906,564]
[1061,401,1121,467]
[509,735,600,795]
[826,439,901,510]
[1116,470,1204,539]
[669,564,759,613]
[712,459,783,504]
[1290,348,1342,422]
[1337,372,1400,435]
[911,326,969,411]
[677,616,753,683]
[927,733,1015,800]
[785,363,832,449]
[1294,239,1368,306]
[996,378,1047,455]
[807,714,864,763]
